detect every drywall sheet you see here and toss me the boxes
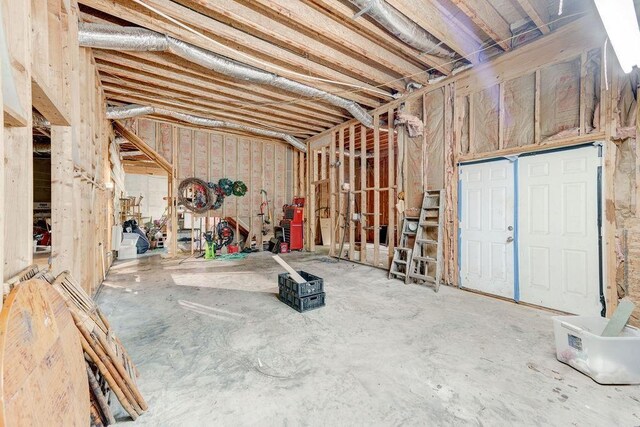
[504,73,535,148]
[424,88,445,190]
[472,84,499,153]
[540,58,580,139]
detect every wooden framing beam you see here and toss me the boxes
[113,121,172,174]
[385,0,483,63]
[515,0,551,34]
[79,0,401,95]
[101,81,323,134]
[174,0,441,80]
[92,49,357,115]
[447,0,512,51]
[31,70,70,125]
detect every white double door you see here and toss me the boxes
[459,145,602,315]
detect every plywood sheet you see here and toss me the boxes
[0,279,89,426]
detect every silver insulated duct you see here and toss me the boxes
[79,23,373,128]
[349,0,455,58]
[106,104,307,152]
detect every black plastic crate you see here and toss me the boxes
[278,285,326,312]
[277,271,324,297]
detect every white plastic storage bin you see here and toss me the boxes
[118,233,139,260]
[553,315,640,384]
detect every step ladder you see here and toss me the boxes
[388,216,419,281]
[406,190,444,291]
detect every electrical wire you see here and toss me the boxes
[131,0,391,97]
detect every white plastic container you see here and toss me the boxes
[553,315,640,384]
[118,233,139,260]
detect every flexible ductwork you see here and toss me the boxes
[79,23,373,128]
[33,141,51,155]
[106,104,307,152]
[349,0,455,59]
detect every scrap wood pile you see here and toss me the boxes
[4,265,146,425]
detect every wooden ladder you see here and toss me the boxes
[388,216,419,281]
[406,190,444,291]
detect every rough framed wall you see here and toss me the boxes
[302,15,637,320]
[612,68,640,326]
[2,0,112,297]
[133,118,297,239]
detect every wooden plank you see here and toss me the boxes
[31,70,70,125]
[272,255,305,284]
[579,51,587,135]
[514,0,550,34]
[177,0,433,83]
[329,132,336,256]
[360,125,367,264]
[448,0,512,51]
[498,82,505,150]
[387,110,395,263]
[386,0,482,62]
[534,69,541,144]
[113,121,173,174]
[0,45,3,290]
[338,127,345,257]
[3,105,28,127]
[79,0,397,98]
[93,51,351,119]
[373,114,380,266]
[349,124,356,261]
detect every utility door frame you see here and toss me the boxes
[457,142,605,315]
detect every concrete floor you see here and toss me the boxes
[97,252,639,426]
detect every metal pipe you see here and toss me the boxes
[79,23,373,128]
[349,0,455,58]
[106,104,307,152]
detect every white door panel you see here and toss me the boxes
[459,160,515,298]
[518,146,601,315]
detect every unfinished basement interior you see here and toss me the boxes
[1,0,640,425]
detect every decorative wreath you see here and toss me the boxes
[178,178,212,214]
[232,181,248,197]
[179,177,248,213]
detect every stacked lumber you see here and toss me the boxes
[53,271,147,423]
[2,263,55,299]
[2,266,146,425]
